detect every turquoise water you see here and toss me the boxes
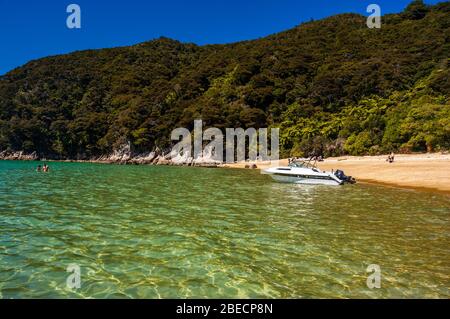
[0,160,449,298]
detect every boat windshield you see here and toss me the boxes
[289,161,316,169]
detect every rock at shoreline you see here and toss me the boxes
[0,151,38,161]
[0,146,220,168]
[129,152,157,165]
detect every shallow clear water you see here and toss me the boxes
[0,160,448,298]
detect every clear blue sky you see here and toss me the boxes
[0,0,442,75]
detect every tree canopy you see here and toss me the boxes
[0,2,449,159]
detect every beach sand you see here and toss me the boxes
[223,153,450,194]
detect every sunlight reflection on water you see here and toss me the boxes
[0,160,449,298]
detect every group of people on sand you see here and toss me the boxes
[36,164,50,172]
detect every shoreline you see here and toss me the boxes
[2,152,450,195]
[223,153,450,195]
[0,150,221,167]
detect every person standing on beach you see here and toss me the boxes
[390,152,395,163]
[386,152,395,163]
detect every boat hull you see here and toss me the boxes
[269,174,342,185]
[262,162,349,186]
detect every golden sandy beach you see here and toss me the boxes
[224,153,450,194]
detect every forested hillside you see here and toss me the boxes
[0,1,449,159]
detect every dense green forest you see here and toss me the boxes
[0,1,449,159]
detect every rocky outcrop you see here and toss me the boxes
[128,152,158,165]
[96,142,132,163]
[0,144,221,167]
[0,151,38,161]
[165,144,222,167]
[91,144,222,167]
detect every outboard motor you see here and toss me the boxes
[334,170,356,184]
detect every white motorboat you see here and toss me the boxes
[263,160,356,186]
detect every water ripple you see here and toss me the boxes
[0,161,449,298]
